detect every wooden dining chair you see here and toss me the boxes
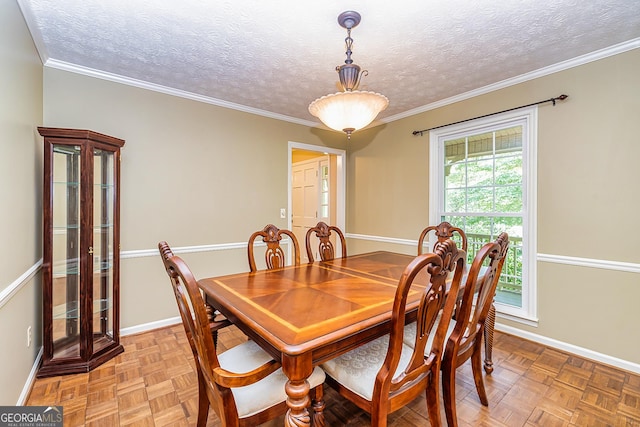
[305,221,346,262]
[321,239,466,427]
[440,232,509,427]
[417,221,498,374]
[158,241,326,427]
[418,221,468,255]
[159,244,231,346]
[247,224,300,272]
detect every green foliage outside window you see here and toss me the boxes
[442,126,524,306]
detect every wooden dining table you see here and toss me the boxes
[198,250,493,427]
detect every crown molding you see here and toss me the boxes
[43,59,319,128]
[382,38,640,123]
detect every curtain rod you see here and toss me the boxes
[411,94,568,137]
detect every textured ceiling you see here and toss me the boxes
[18,0,640,128]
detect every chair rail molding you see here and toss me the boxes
[0,259,42,309]
[345,232,417,247]
[537,253,640,274]
[346,233,640,274]
[121,240,278,259]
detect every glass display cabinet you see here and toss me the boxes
[38,127,125,377]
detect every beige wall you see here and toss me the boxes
[346,49,640,364]
[42,67,346,329]
[0,0,43,405]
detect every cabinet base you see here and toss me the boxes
[37,344,124,378]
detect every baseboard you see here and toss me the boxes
[496,323,640,375]
[17,347,42,405]
[120,316,182,336]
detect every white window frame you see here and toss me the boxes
[429,107,538,324]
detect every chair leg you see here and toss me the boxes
[471,338,489,406]
[311,384,326,427]
[368,394,391,427]
[196,369,210,427]
[483,303,496,374]
[425,367,443,427]
[212,330,219,348]
[441,354,458,427]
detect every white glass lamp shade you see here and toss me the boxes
[308,90,389,136]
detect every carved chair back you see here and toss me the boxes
[305,221,347,262]
[418,221,468,255]
[247,224,300,272]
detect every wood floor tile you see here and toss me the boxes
[590,364,626,397]
[554,363,593,391]
[25,324,640,426]
[526,406,569,427]
[118,401,154,427]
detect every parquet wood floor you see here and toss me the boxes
[27,324,640,426]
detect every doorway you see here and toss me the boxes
[288,142,346,263]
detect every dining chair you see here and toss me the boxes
[158,241,326,427]
[247,224,300,272]
[440,232,509,427]
[321,239,466,427]
[159,244,231,347]
[418,221,468,255]
[418,221,499,374]
[305,221,347,262]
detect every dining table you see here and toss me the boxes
[198,250,493,427]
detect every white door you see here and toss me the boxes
[292,159,320,263]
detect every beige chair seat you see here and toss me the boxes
[321,335,413,401]
[402,314,456,350]
[221,340,326,418]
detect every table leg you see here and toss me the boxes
[483,302,496,374]
[283,354,311,427]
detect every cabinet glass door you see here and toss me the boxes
[93,149,115,353]
[51,145,82,360]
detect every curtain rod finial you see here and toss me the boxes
[552,94,569,105]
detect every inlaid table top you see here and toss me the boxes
[199,251,427,357]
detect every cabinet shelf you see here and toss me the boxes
[53,299,112,320]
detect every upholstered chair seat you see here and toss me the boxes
[321,335,413,401]
[220,340,326,418]
[402,313,455,350]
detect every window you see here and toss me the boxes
[429,107,537,322]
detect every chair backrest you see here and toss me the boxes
[305,221,347,262]
[445,232,509,357]
[418,221,468,255]
[158,241,238,424]
[382,239,466,399]
[247,224,300,272]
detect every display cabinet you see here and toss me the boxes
[38,127,125,377]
